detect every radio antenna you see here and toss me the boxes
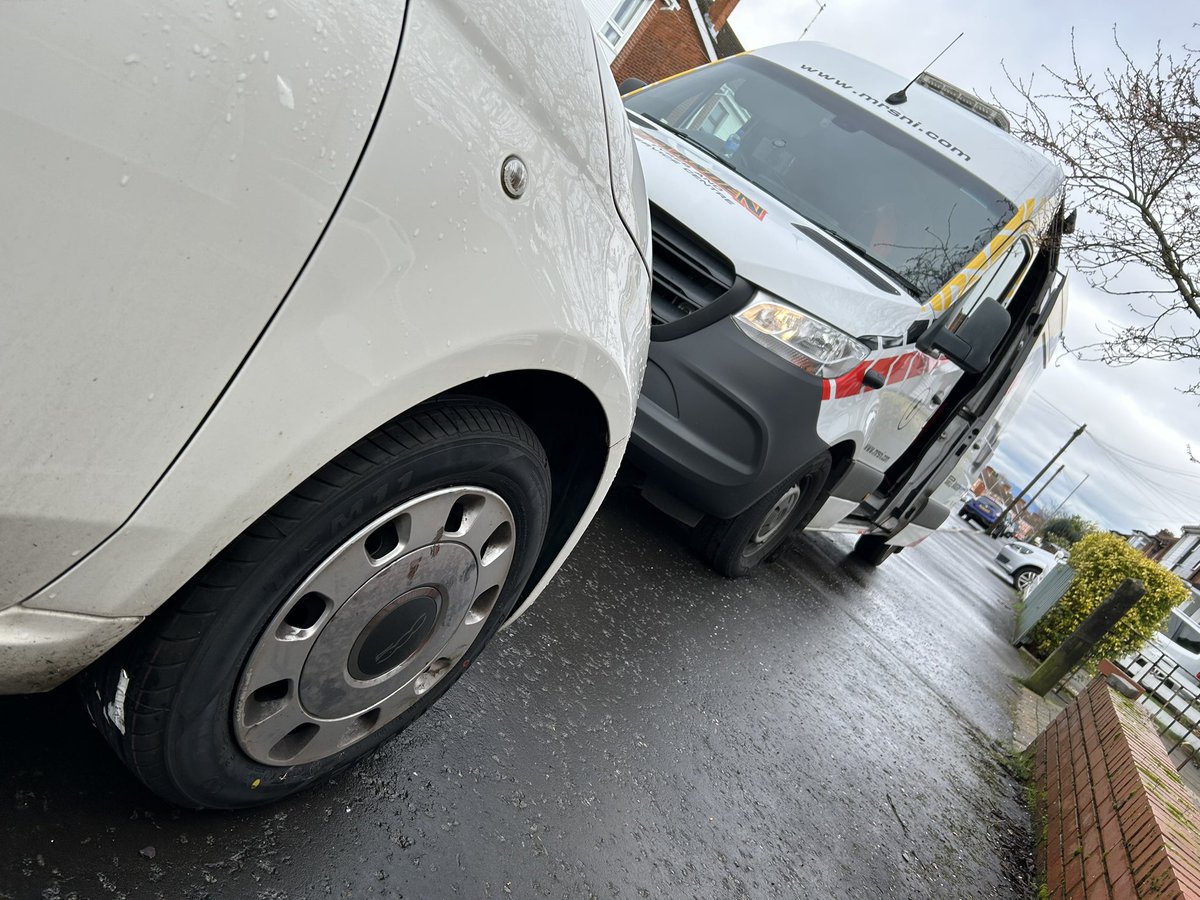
[886,32,963,105]
[798,0,826,40]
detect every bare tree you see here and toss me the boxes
[997,30,1200,394]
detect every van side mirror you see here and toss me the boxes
[619,78,648,95]
[916,296,1010,374]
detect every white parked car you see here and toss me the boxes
[995,541,1065,590]
[0,0,650,807]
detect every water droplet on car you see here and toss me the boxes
[276,74,295,109]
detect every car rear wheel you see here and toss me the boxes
[1013,567,1041,592]
[693,452,831,578]
[79,399,550,808]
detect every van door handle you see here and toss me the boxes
[930,393,944,406]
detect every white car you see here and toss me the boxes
[995,542,1064,590]
[0,1,650,807]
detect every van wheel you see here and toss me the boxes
[79,399,550,809]
[850,534,900,566]
[693,453,831,578]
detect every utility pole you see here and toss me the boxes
[1024,578,1146,695]
[1042,474,1091,526]
[989,423,1087,537]
[1023,464,1065,518]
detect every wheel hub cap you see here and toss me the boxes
[349,586,441,681]
[752,484,802,545]
[233,486,516,766]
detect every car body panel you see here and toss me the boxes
[3,0,650,690]
[995,541,1061,577]
[0,0,408,606]
[630,123,920,340]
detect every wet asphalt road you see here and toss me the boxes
[1,493,1035,899]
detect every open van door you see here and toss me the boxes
[848,241,1068,554]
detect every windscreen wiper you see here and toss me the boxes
[807,222,923,298]
[642,116,739,174]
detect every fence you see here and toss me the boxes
[1117,645,1200,771]
[1013,561,1075,647]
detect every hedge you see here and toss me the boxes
[1028,531,1189,663]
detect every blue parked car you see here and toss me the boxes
[959,496,1004,528]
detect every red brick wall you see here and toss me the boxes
[707,0,740,31]
[1031,677,1200,898]
[611,3,711,87]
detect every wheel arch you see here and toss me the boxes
[438,370,610,618]
[73,372,609,688]
[1012,565,1041,587]
[826,440,858,488]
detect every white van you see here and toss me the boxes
[0,0,650,807]
[620,42,1069,575]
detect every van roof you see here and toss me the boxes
[751,42,1065,212]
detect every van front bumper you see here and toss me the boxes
[628,317,830,520]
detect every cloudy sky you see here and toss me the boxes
[728,0,1200,533]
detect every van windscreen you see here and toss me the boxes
[626,55,1017,299]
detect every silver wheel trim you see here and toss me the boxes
[233,486,516,767]
[751,484,802,546]
[1016,570,1038,591]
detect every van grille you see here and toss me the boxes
[649,204,736,324]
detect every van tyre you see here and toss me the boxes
[851,533,900,566]
[693,452,831,578]
[79,399,550,809]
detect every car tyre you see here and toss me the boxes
[1012,567,1041,592]
[79,398,551,809]
[693,452,831,578]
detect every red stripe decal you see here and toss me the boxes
[822,350,941,401]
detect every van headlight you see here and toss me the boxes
[733,296,868,377]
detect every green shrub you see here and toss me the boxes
[1028,532,1189,663]
[1040,514,1098,547]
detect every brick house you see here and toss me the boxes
[1126,527,1177,561]
[584,0,744,86]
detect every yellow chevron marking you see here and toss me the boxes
[923,198,1040,314]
